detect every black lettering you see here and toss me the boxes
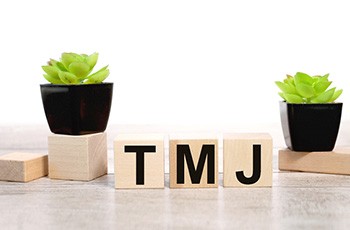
[124,145,156,185]
[177,144,215,184]
[236,144,261,185]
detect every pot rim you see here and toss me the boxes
[279,101,343,106]
[40,82,113,87]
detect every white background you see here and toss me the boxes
[0,0,350,126]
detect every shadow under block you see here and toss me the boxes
[223,133,273,187]
[0,153,48,182]
[169,135,218,188]
[48,133,107,181]
[114,134,164,189]
[279,148,350,175]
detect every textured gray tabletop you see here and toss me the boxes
[1,172,350,229]
[1,124,350,229]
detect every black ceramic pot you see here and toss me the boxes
[279,101,342,152]
[40,83,113,135]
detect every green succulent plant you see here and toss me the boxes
[275,72,342,103]
[42,52,110,84]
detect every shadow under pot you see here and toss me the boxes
[40,83,113,135]
[279,101,342,152]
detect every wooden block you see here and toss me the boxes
[0,152,48,182]
[48,132,107,181]
[114,134,164,189]
[169,134,218,188]
[223,133,272,187]
[279,148,350,175]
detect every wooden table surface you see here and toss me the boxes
[1,124,350,229]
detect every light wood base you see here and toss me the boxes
[48,133,107,181]
[223,133,273,187]
[114,134,164,189]
[0,152,48,182]
[279,148,350,175]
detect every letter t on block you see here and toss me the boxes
[169,135,218,188]
[223,133,272,187]
[114,134,164,189]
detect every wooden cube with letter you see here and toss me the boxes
[114,134,164,189]
[169,134,218,188]
[223,133,272,187]
[0,152,48,182]
[48,132,107,181]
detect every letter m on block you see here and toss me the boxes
[177,145,215,184]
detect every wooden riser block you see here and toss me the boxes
[279,148,350,175]
[114,134,164,189]
[0,153,48,182]
[169,135,218,188]
[48,132,107,181]
[223,133,273,187]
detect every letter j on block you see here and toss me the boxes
[223,133,273,187]
[169,135,218,188]
[114,134,165,189]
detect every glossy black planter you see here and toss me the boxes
[279,101,342,152]
[40,83,113,135]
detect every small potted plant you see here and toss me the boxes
[276,72,343,151]
[40,52,113,135]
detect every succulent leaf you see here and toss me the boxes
[42,52,110,85]
[86,53,99,70]
[322,73,330,79]
[42,65,60,79]
[294,72,314,85]
[276,72,342,104]
[50,59,67,71]
[58,71,79,84]
[275,81,296,94]
[284,77,295,87]
[43,74,64,84]
[84,66,110,84]
[61,53,81,69]
[283,94,304,103]
[296,83,315,98]
[330,89,343,102]
[68,62,91,80]
[314,81,332,95]
[278,92,286,100]
[311,88,335,103]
